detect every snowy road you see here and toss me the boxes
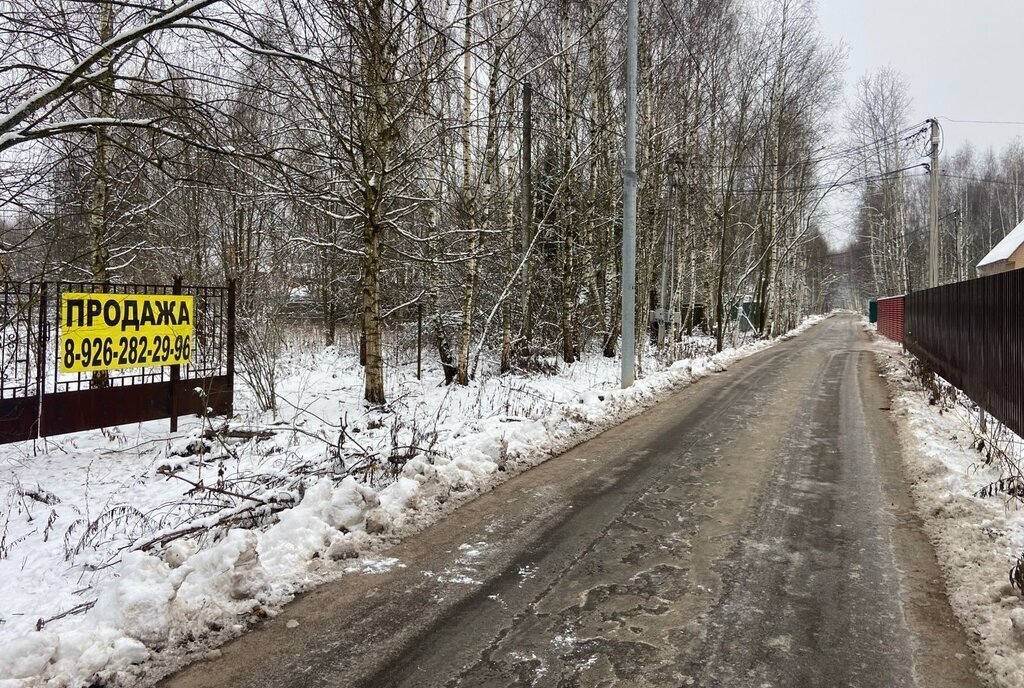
[159,315,981,687]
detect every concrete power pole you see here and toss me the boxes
[621,0,638,388]
[928,118,941,288]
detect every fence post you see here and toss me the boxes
[226,279,236,416]
[36,282,48,439]
[169,276,182,432]
[417,302,423,381]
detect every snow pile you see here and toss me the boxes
[1,530,264,687]
[0,315,827,687]
[873,336,1024,687]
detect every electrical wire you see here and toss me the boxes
[652,0,929,174]
[382,0,931,184]
[940,171,1024,187]
[939,117,1024,126]
[696,163,928,196]
[690,123,929,172]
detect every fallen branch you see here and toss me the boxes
[133,494,296,553]
[37,600,96,630]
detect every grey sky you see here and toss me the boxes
[816,0,1024,155]
[813,0,1024,248]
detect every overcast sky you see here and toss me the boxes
[813,0,1024,247]
[816,0,1024,154]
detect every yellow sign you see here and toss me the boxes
[60,293,194,373]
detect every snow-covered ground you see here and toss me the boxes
[0,316,826,687]
[872,328,1024,687]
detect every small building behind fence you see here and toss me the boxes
[977,218,1024,277]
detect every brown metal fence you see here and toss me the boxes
[0,279,235,444]
[904,269,1024,438]
[0,282,46,442]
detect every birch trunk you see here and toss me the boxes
[558,0,575,364]
[89,1,114,389]
[455,0,476,385]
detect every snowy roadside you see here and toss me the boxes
[871,327,1024,687]
[0,315,826,687]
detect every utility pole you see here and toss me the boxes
[928,117,940,288]
[621,0,638,388]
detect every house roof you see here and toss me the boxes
[978,218,1024,269]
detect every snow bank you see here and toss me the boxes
[0,315,827,686]
[873,334,1024,687]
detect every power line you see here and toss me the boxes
[940,171,1024,187]
[939,117,1024,126]
[698,163,928,196]
[392,0,930,185]
[651,0,929,173]
[406,0,624,141]
[655,0,727,124]
[683,123,929,172]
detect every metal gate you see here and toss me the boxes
[0,279,234,444]
[0,282,46,443]
[877,295,905,343]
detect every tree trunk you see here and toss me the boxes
[558,0,575,364]
[89,1,114,389]
[428,159,456,384]
[362,210,385,404]
[455,0,476,385]
[500,149,515,373]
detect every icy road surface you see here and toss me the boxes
[160,315,981,688]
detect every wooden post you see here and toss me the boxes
[35,281,48,439]
[226,279,236,416]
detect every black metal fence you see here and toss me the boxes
[904,269,1024,438]
[0,279,235,444]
